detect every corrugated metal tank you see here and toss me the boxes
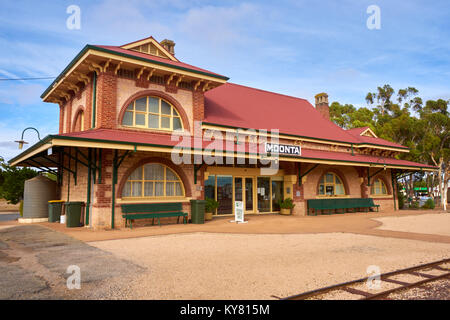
[23,175,57,219]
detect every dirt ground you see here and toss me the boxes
[0,199,19,212]
[0,209,449,299]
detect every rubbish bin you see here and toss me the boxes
[65,201,84,228]
[190,200,206,224]
[48,200,65,222]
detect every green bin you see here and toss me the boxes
[48,200,65,222]
[190,200,206,224]
[65,201,84,228]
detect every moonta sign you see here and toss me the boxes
[264,143,301,156]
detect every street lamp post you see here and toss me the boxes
[14,127,41,149]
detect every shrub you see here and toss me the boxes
[410,201,420,209]
[205,197,219,213]
[278,198,295,209]
[422,198,435,209]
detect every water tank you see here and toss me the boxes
[22,175,57,219]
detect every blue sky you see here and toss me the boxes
[1,0,449,160]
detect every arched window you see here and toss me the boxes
[318,172,345,196]
[122,163,184,198]
[371,178,388,195]
[73,110,84,131]
[122,96,183,131]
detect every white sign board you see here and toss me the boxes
[265,143,301,156]
[234,201,244,223]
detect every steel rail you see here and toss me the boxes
[280,258,450,300]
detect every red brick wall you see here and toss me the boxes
[96,71,117,129]
[193,89,205,122]
[65,99,72,133]
[316,105,330,120]
[59,104,64,134]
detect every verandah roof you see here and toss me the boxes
[9,129,436,171]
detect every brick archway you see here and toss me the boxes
[117,156,192,199]
[315,167,350,195]
[117,90,191,132]
[72,106,85,132]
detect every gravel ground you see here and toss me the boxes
[383,279,450,300]
[374,213,450,236]
[90,232,450,299]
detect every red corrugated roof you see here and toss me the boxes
[58,129,434,169]
[204,83,409,149]
[204,83,359,144]
[93,45,227,79]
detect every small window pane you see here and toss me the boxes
[135,98,147,111]
[161,100,171,115]
[319,184,325,195]
[166,182,174,196]
[135,113,145,126]
[326,185,334,195]
[173,108,180,117]
[155,182,164,196]
[175,182,182,196]
[131,182,142,197]
[335,184,345,195]
[148,114,159,128]
[161,116,170,129]
[149,97,159,113]
[144,182,153,196]
[130,168,143,180]
[126,103,134,111]
[123,112,133,126]
[144,164,164,180]
[326,173,334,183]
[166,169,177,181]
[173,117,182,130]
[122,182,131,197]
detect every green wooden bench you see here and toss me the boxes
[307,198,380,216]
[121,203,188,229]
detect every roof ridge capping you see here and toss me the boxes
[226,82,309,102]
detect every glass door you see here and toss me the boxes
[257,177,271,212]
[217,175,232,215]
[245,177,254,212]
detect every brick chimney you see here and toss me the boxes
[160,39,175,56]
[315,92,330,120]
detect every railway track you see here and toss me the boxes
[278,258,450,300]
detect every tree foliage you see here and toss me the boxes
[0,157,38,204]
[330,85,450,208]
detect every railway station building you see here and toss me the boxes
[9,36,436,229]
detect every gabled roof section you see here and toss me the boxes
[346,126,407,150]
[120,36,179,62]
[347,126,377,138]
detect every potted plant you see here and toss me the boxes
[278,198,295,215]
[205,197,219,221]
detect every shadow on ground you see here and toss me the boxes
[0,225,144,299]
